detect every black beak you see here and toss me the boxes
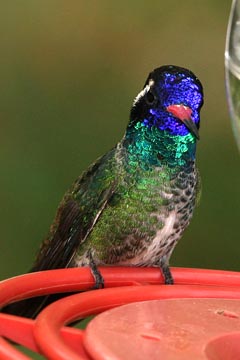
[182,118,200,140]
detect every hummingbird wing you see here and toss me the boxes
[2,148,118,318]
[31,148,117,272]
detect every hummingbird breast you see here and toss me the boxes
[75,157,199,268]
[115,164,198,267]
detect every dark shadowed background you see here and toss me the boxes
[0,1,238,282]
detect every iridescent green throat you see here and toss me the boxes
[123,121,197,169]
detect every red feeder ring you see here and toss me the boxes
[0,267,240,359]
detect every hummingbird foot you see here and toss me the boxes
[159,258,174,285]
[87,250,105,289]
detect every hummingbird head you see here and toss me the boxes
[128,65,203,140]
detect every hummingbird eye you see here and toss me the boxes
[145,90,157,105]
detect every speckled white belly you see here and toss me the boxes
[116,212,177,266]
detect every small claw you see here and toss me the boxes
[91,268,104,289]
[160,262,174,285]
[88,250,105,289]
[159,258,174,285]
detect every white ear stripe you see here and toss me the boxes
[133,84,150,106]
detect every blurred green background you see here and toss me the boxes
[0,0,239,281]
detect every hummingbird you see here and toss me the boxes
[2,65,203,318]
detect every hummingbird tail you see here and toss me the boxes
[1,293,76,319]
[1,256,104,319]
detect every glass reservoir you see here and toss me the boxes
[225,0,240,150]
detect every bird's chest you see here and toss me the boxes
[77,165,197,267]
[120,166,198,266]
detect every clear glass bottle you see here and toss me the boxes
[225,0,240,150]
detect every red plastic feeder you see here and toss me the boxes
[0,267,240,359]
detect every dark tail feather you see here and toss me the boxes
[1,293,76,319]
